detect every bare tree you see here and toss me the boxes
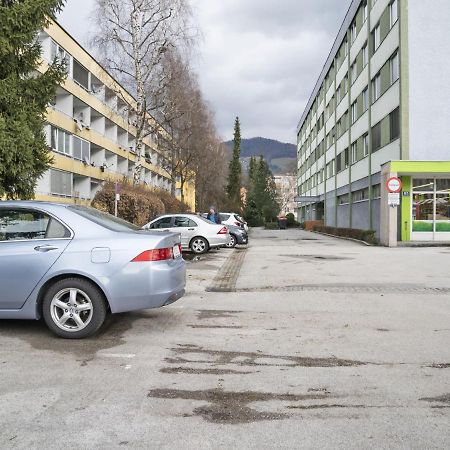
[91,0,195,185]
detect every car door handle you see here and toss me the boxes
[188,228,195,231]
[34,245,59,252]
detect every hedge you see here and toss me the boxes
[92,181,189,227]
[313,224,377,245]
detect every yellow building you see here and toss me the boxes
[35,20,195,210]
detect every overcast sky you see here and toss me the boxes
[58,0,347,144]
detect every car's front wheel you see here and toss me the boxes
[226,234,237,248]
[190,236,209,254]
[42,278,107,339]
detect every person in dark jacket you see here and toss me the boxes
[207,207,221,224]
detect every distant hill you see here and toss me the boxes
[223,137,296,174]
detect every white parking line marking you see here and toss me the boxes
[124,365,132,370]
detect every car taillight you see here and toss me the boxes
[131,248,173,262]
[217,227,228,235]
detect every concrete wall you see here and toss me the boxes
[407,1,450,160]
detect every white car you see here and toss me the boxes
[219,213,249,232]
[143,214,230,254]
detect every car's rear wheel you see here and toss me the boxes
[42,278,107,339]
[190,236,209,254]
[226,234,237,248]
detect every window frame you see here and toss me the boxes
[0,207,73,243]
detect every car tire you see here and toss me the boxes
[42,278,107,339]
[190,236,209,254]
[226,234,237,248]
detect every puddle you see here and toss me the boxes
[147,387,331,424]
[165,345,367,368]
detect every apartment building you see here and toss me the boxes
[35,20,195,211]
[296,0,450,245]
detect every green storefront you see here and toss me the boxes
[381,161,450,246]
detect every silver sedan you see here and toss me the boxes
[0,201,186,339]
[143,214,231,254]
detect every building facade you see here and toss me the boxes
[296,0,450,245]
[35,21,195,211]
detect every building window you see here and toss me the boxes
[372,184,381,199]
[351,141,358,163]
[351,62,357,84]
[363,1,368,22]
[372,122,381,152]
[72,136,90,161]
[363,133,369,156]
[372,24,381,51]
[351,101,358,124]
[50,169,72,197]
[50,126,71,155]
[362,43,368,67]
[339,194,350,205]
[372,74,381,102]
[390,51,399,83]
[390,107,400,141]
[73,59,90,90]
[362,87,369,111]
[50,40,70,68]
[390,0,398,28]
[351,21,357,43]
[353,188,369,202]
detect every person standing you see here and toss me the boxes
[207,207,221,224]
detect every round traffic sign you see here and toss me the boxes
[386,177,402,193]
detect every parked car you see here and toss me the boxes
[143,214,230,254]
[225,224,249,248]
[219,213,249,232]
[0,202,186,339]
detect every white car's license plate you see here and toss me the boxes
[173,244,181,259]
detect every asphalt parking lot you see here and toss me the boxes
[1,229,449,449]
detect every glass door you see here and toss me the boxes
[411,178,450,241]
[411,179,434,241]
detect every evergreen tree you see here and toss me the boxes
[244,156,280,225]
[0,0,67,199]
[226,116,242,210]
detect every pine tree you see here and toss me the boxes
[244,156,280,225]
[226,116,242,210]
[0,0,67,199]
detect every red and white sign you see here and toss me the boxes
[386,177,402,193]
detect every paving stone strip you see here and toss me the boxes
[206,248,247,292]
[209,283,450,294]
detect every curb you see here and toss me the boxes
[311,231,373,246]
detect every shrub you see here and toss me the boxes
[92,181,189,227]
[313,224,377,245]
[264,222,279,230]
[286,213,295,225]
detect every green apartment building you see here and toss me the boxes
[296,0,450,246]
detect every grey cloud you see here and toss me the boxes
[59,0,347,142]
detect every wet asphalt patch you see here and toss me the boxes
[164,344,367,368]
[279,254,354,261]
[160,367,255,375]
[147,387,332,424]
[420,393,450,407]
[188,325,243,329]
[196,310,243,320]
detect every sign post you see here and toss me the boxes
[114,183,121,217]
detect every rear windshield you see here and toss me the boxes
[69,206,140,232]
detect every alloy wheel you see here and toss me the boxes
[50,288,94,332]
[191,238,207,253]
